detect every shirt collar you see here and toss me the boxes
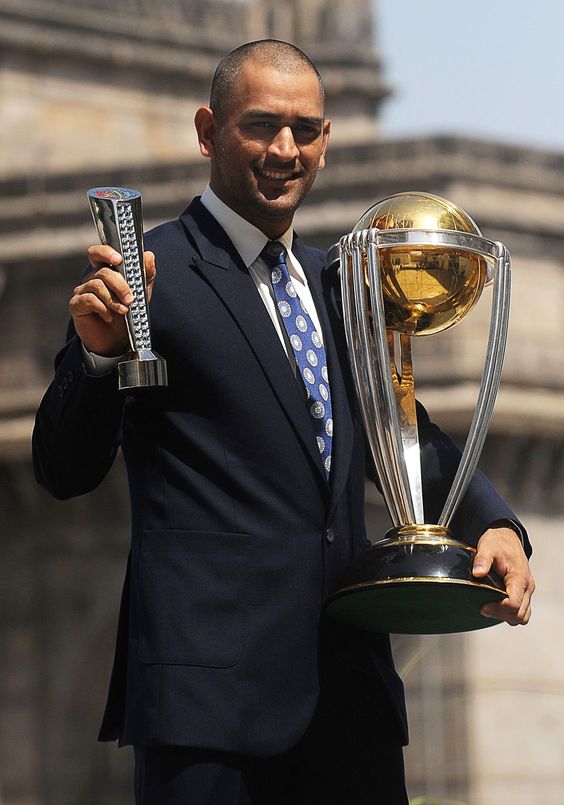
[200,184,294,268]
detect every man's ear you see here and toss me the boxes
[318,118,331,171]
[194,106,216,159]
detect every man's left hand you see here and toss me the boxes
[472,526,535,626]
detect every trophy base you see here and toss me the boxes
[118,350,168,390]
[326,526,507,634]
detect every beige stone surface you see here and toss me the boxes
[503,256,564,386]
[0,68,202,177]
[471,777,564,805]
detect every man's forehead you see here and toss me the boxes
[233,65,323,110]
[237,61,321,93]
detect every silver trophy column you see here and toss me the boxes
[87,187,167,390]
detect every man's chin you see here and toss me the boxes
[255,186,306,215]
[259,187,286,201]
[256,179,294,200]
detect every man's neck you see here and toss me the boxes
[200,185,294,268]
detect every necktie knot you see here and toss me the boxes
[262,240,286,266]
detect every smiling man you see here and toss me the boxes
[33,39,534,805]
[196,47,330,237]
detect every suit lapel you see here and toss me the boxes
[179,200,328,485]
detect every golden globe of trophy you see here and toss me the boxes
[325,192,511,634]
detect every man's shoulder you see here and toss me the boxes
[144,197,203,253]
[293,234,327,269]
[145,217,186,243]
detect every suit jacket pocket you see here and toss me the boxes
[137,529,253,668]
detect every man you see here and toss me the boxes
[33,40,534,804]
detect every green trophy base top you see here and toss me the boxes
[326,526,507,635]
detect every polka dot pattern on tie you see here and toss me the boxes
[262,240,333,477]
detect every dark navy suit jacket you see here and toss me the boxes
[33,198,524,755]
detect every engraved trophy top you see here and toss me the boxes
[88,187,141,201]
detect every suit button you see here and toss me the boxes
[325,528,335,544]
[66,370,75,383]
[62,377,69,390]
[58,385,64,398]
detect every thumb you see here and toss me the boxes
[144,250,156,280]
[144,251,156,299]
[472,547,493,578]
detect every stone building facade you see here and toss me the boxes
[0,1,563,803]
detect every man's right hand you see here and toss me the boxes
[69,245,156,357]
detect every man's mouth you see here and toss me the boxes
[257,167,298,181]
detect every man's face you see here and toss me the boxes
[201,61,330,237]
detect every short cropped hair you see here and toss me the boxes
[210,39,326,121]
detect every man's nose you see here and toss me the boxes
[268,127,299,161]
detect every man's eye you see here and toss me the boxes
[294,126,319,138]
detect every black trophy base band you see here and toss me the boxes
[118,351,168,390]
[325,534,507,635]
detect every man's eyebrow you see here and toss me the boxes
[241,110,324,126]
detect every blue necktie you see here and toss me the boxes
[262,241,333,477]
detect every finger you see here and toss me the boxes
[481,582,522,622]
[514,576,534,623]
[490,601,529,626]
[481,599,521,625]
[94,267,135,305]
[75,270,133,307]
[72,277,130,318]
[69,290,118,324]
[481,576,532,625]
[87,244,123,270]
[515,595,532,624]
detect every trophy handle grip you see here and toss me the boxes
[341,233,418,526]
[438,243,511,527]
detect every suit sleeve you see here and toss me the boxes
[416,403,532,557]
[32,326,126,500]
[364,401,531,556]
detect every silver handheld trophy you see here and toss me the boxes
[87,187,167,390]
[325,192,511,635]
